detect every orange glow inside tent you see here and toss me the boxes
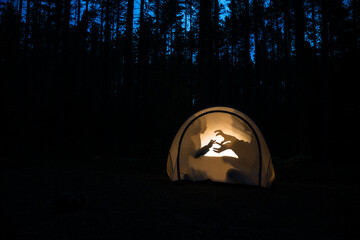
[166,107,275,188]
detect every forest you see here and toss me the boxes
[1,0,359,163]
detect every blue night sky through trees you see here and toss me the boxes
[4,0,353,64]
[1,0,359,211]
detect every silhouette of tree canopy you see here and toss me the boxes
[0,0,358,162]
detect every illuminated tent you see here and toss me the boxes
[167,107,275,188]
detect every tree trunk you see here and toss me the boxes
[184,0,188,62]
[311,0,317,53]
[154,0,160,64]
[19,0,23,21]
[243,0,251,105]
[294,0,305,85]
[253,0,262,87]
[138,0,146,100]
[100,2,104,43]
[320,0,330,161]
[198,0,213,107]
[275,6,280,61]
[24,0,31,57]
[116,0,120,35]
[352,0,358,57]
[244,0,251,68]
[124,0,134,97]
[214,0,220,101]
[104,0,110,57]
[63,0,71,53]
[230,0,235,68]
[77,0,81,26]
[189,2,193,65]
[283,3,291,66]
[294,0,306,153]
[32,0,41,53]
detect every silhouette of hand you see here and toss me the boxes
[213,142,232,153]
[195,139,216,158]
[206,139,216,148]
[213,130,237,153]
[214,130,236,145]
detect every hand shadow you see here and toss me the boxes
[194,139,216,158]
[214,130,257,184]
[213,130,251,159]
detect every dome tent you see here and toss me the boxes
[167,107,275,188]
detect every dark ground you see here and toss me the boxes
[1,156,358,240]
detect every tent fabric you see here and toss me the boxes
[166,107,275,188]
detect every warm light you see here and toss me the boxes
[167,107,275,187]
[199,113,252,158]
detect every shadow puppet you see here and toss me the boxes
[186,117,216,158]
[213,130,258,185]
[182,115,259,185]
[181,117,217,180]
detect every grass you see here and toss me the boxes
[1,155,358,239]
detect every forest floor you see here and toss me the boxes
[1,156,358,240]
